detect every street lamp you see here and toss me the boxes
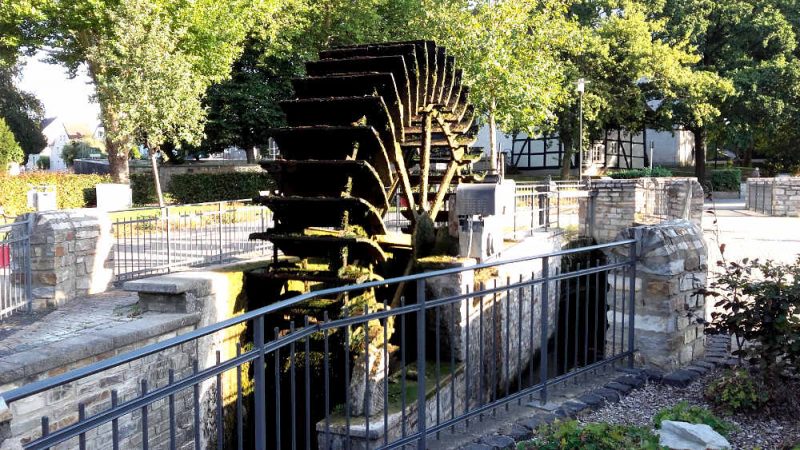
[576,78,585,180]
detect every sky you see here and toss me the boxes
[16,50,101,126]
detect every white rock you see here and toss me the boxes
[657,420,731,450]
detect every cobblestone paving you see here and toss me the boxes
[0,290,140,358]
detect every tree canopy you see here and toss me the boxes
[0,67,46,159]
[0,117,25,172]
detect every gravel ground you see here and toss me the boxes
[579,369,800,450]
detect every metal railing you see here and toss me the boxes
[0,239,637,450]
[510,180,590,239]
[111,200,273,282]
[0,216,32,319]
[747,179,774,215]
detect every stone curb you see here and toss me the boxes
[458,334,732,449]
[0,313,200,385]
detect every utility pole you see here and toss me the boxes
[577,78,585,180]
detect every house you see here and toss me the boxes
[27,118,103,171]
[474,125,695,174]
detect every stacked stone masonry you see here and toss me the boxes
[605,221,708,370]
[583,178,704,244]
[27,209,114,309]
[746,177,800,216]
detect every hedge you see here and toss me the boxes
[131,171,273,205]
[608,166,673,179]
[708,168,741,192]
[169,172,273,204]
[0,173,111,217]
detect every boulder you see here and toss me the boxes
[657,420,731,450]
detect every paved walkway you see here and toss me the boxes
[0,290,140,359]
[703,198,800,267]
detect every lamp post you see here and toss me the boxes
[576,78,585,180]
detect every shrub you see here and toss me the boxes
[130,173,158,205]
[518,420,661,450]
[0,172,111,216]
[36,156,50,170]
[708,168,741,192]
[0,118,24,173]
[706,369,770,413]
[701,258,800,376]
[607,166,673,179]
[653,401,734,436]
[168,172,273,204]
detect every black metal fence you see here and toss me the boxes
[747,179,774,215]
[111,200,273,282]
[0,216,32,319]
[0,239,637,450]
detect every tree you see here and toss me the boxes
[0,117,24,172]
[7,0,264,183]
[658,0,791,179]
[419,0,573,171]
[0,67,46,159]
[200,0,426,162]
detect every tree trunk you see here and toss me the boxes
[693,127,706,182]
[246,147,257,164]
[107,139,130,183]
[560,133,574,179]
[488,99,498,173]
[743,144,753,168]
[150,148,165,207]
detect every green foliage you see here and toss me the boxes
[705,369,770,413]
[0,67,45,158]
[130,173,158,205]
[61,139,103,167]
[653,401,734,436]
[702,258,800,377]
[0,172,110,216]
[0,117,23,172]
[708,169,741,192]
[132,172,273,205]
[518,420,661,450]
[608,166,673,179]
[169,172,273,204]
[35,155,49,169]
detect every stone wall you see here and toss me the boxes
[584,178,704,244]
[605,221,708,370]
[0,261,260,450]
[28,209,114,309]
[0,315,200,450]
[746,177,800,217]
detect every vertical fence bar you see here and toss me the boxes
[254,317,267,450]
[627,241,638,367]
[165,207,172,272]
[416,279,427,449]
[111,390,120,450]
[25,215,33,312]
[539,256,550,405]
[218,202,224,263]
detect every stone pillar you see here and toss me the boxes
[589,178,703,244]
[605,220,708,370]
[0,398,11,449]
[29,209,114,309]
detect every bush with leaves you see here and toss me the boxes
[0,118,24,172]
[701,257,800,377]
[653,401,734,436]
[607,166,673,179]
[518,420,661,450]
[705,369,770,414]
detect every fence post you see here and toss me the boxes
[539,256,550,405]
[416,279,427,449]
[254,316,267,450]
[24,214,33,313]
[165,207,172,272]
[218,202,224,263]
[627,240,638,368]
